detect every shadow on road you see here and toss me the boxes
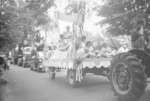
[80,78,110,88]
[47,74,111,92]
[46,74,150,101]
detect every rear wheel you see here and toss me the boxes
[110,52,147,101]
[17,59,22,66]
[22,60,26,68]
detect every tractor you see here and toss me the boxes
[109,25,150,101]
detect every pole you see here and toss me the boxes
[72,1,86,60]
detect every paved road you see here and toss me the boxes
[2,65,150,101]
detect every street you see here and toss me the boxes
[1,65,150,101]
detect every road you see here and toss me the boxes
[1,65,150,101]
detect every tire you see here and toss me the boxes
[23,62,26,68]
[30,67,33,71]
[17,60,21,66]
[22,63,25,68]
[67,69,78,88]
[110,52,147,101]
[19,60,23,66]
[15,58,18,65]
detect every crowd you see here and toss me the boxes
[54,26,131,59]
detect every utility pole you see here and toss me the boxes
[72,1,86,59]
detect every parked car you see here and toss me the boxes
[17,54,23,66]
[30,52,45,72]
[30,56,45,72]
[22,47,33,68]
[10,47,23,66]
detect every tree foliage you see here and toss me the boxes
[0,0,20,51]
[98,0,150,36]
[24,0,54,26]
[0,0,54,52]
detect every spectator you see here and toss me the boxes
[0,56,7,85]
[0,57,4,77]
[131,26,145,50]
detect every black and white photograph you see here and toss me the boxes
[0,0,150,101]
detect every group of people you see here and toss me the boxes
[58,26,129,59]
[54,23,150,60]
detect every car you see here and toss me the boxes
[30,52,45,72]
[22,47,33,68]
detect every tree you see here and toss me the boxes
[24,0,54,26]
[0,0,54,52]
[0,0,21,52]
[97,0,150,37]
[19,0,54,45]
